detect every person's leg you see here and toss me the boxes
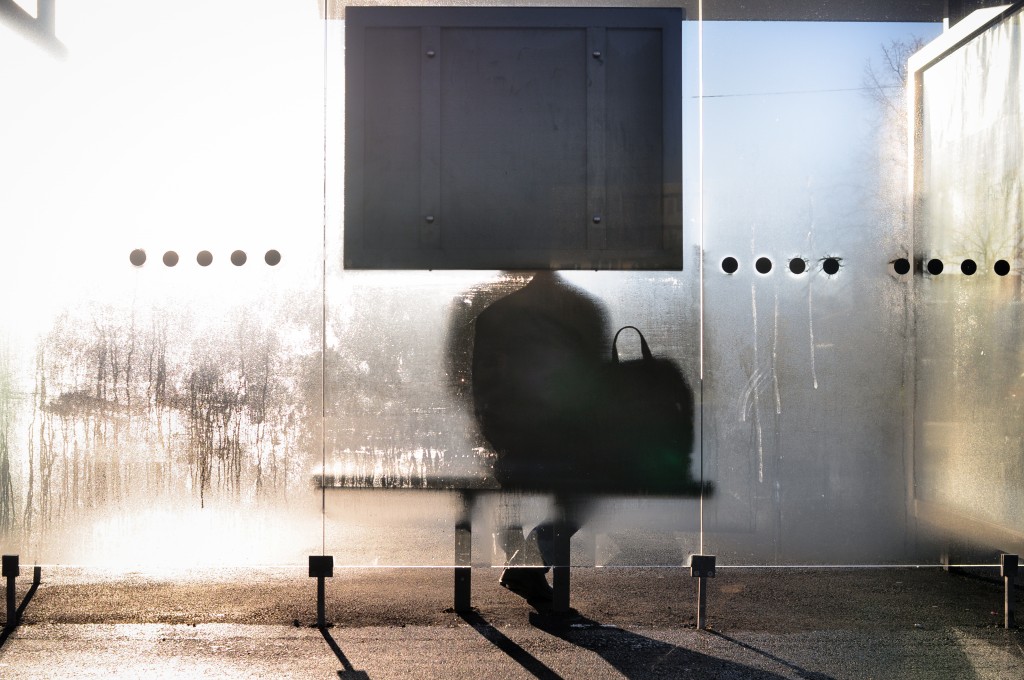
[529,494,589,567]
[494,491,528,563]
[496,492,553,606]
[529,494,592,613]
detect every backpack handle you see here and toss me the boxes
[611,325,653,363]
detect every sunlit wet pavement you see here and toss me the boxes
[0,624,340,679]
[0,566,1021,678]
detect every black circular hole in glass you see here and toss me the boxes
[265,249,281,266]
[721,256,739,274]
[893,258,911,275]
[960,259,977,276]
[822,257,841,276]
[163,251,179,267]
[231,250,247,266]
[995,259,1011,276]
[197,250,213,267]
[789,258,807,275]
[129,249,146,267]
[755,257,772,274]
[927,259,944,275]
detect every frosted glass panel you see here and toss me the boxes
[322,15,703,568]
[320,267,705,566]
[0,1,325,567]
[913,7,1024,556]
[699,19,941,565]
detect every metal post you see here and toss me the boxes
[551,520,571,614]
[690,554,715,630]
[317,576,326,627]
[308,555,334,628]
[1001,554,1018,629]
[37,0,55,34]
[549,497,573,616]
[453,491,474,612]
[697,576,709,629]
[2,555,19,629]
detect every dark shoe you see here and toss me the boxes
[499,567,553,608]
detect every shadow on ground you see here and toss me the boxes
[320,625,371,679]
[458,608,833,680]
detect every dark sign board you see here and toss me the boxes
[344,7,683,270]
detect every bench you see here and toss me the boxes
[310,473,713,619]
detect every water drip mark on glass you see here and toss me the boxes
[926,258,943,275]
[197,250,213,267]
[231,250,247,266]
[749,283,765,483]
[721,256,739,274]
[807,280,818,390]
[162,251,179,267]
[892,257,911,275]
[821,256,842,276]
[995,259,1011,276]
[265,249,282,266]
[129,249,146,267]
[788,257,807,275]
[772,293,781,415]
[755,257,772,274]
[960,259,977,276]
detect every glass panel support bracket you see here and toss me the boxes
[1001,553,1018,629]
[2,555,40,633]
[309,555,335,628]
[690,554,716,630]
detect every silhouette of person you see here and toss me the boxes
[469,271,610,607]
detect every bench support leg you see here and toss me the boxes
[455,519,472,613]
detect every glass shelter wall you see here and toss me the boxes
[5,1,1018,571]
[320,12,705,568]
[321,12,940,569]
[0,2,327,568]
[912,4,1024,560]
[698,18,941,565]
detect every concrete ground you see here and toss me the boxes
[0,565,1021,678]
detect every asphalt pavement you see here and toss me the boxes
[0,565,1021,678]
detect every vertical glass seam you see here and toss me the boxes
[321,1,329,557]
[697,0,705,556]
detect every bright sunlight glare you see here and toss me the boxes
[0,1,324,343]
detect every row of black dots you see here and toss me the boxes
[904,257,1013,276]
[719,256,1015,277]
[720,256,843,276]
[130,249,282,267]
